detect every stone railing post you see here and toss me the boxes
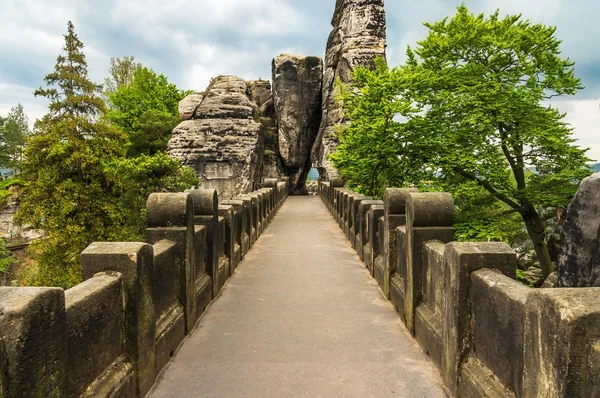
[357,200,383,261]
[81,242,156,396]
[441,242,515,396]
[0,287,69,397]
[381,189,418,298]
[222,199,245,263]
[146,193,197,332]
[522,288,600,397]
[404,192,455,334]
[365,204,384,276]
[218,204,235,275]
[187,189,220,298]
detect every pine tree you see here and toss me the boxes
[1,104,30,169]
[15,21,130,288]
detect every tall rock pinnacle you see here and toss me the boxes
[311,0,387,179]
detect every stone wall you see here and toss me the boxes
[320,181,600,398]
[0,181,289,398]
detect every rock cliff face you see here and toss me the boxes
[247,79,283,180]
[557,174,600,287]
[168,75,265,200]
[272,54,323,194]
[311,0,387,179]
[169,0,387,193]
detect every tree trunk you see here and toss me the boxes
[521,205,553,278]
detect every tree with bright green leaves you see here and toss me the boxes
[15,21,131,288]
[103,55,141,97]
[0,104,30,169]
[405,6,590,277]
[106,66,183,157]
[332,6,590,279]
[330,59,429,198]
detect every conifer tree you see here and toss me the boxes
[15,21,130,288]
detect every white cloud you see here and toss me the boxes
[0,0,598,158]
[553,99,600,162]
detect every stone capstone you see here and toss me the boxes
[312,0,387,179]
[557,173,600,287]
[168,76,265,199]
[272,54,323,194]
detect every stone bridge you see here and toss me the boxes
[2,178,600,397]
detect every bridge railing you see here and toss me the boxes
[319,180,600,398]
[0,179,289,398]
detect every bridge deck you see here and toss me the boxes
[148,196,447,397]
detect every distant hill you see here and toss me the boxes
[526,163,600,175]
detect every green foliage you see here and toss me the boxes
[106,66,183,157]
[13,24,198,289]
[0,104,30,169]
[106,152,199,238]
[331,6,590,277]
[405,6,590,277]
[0,238,15,273]
[330,58,429,198]
[104,56,141,97]
[16,22,130,288]
[0,177,22,208]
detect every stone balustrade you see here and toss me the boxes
[319,180,600,398]
[0,180,289,398]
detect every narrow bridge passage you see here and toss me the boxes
[149,196,447,397]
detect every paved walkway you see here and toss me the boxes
[148,196,447,398]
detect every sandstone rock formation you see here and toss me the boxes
[312,0,387,179]
[168,75,264,200]
[272,54,323,194]
[557,173,600,287]
[247,79,283,180]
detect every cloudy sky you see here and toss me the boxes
[1,0,599,160]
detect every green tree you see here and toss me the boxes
[1,104,30,169]
[103,55,141,98]
[404,6,590,277]
[15,21,129,288]
[331,59,429,198]
[106,66,183,157]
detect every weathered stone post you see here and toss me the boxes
[522,287,600,397]
[364,204,385,276]
[349,195,371,249]
[403,193,455,334]
[441,242,515,396]
[236,196,252,254]
[381,189,418,299]
[0,287,69,397]
[357,200,383,261]
[187,189,220,298]
[218,204,235,275]
[81,242,156,396]
[248,192,261,241]
[222,199,245,263]
[146,193,197,332]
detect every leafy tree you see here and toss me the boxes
[0,238,15,274]
[15,21,129,288]
[107,152,199,236]
[103,55,141,97]
[403,6,590,277]
[0,104,30,169]
[331,59,429,198]
[106,66,183,157]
